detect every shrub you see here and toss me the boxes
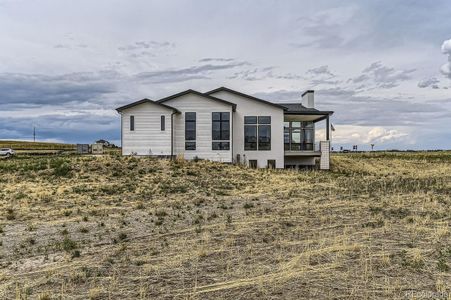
[62,237,77,251]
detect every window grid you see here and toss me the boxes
[212,112,230,151]
[284,121,314,151]
[185,112,196,150]
[244,116,271,151]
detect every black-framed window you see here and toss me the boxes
[185,142,196,150]
[249,160,257,168]
[185,112,196,150]
[161,115,165,131]
[212,142,230,150]
[244,116,271,151]
[212,112,230,151]
[284,121,314,151]
[267,160,276,169]
[130,116,135,131]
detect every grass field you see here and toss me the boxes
[0,152,449,299]
[0,141,75,151]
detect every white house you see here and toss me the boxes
[116,87,333,169]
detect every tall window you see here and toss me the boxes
[161,115,165,131]
[212,112,230,150]
[185,112,196,150]
[284,121,314,151]
[244,116,271,151]
[130,116,135,131]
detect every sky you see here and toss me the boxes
[0,0,450,150]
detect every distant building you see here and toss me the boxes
[95,139,111,147]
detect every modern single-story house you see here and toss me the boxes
[115,87,333,169]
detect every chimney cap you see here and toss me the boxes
[301,90,315,97]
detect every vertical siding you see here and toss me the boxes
[209,91,285,168]
[162,94,233,162]
[121,102,173,156]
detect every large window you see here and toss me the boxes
[284,121,314,151]
[212,112,230,150]
[244,116,271,151]
[185,112,196,150]
[130,116,135,131]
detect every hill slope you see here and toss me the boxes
[0,153,449,299]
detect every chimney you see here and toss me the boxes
[302,90,314,108]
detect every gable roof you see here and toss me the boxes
[205,87,287,110]
[115,98,180,113]
[157,89,237,111]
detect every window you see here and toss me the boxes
[244,116,271,151]
[161,115,165,131]
[185,142,196,150]
[284,121,314,151]
[258,124,271,150]
[244,125,257,150]
[267,160,276,169]
[212,112,230,150]
[249,160,257,168]
[130,116,135,131]
[185,112,196,150]
[212,142,230,150]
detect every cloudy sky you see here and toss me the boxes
[1,0,450,150]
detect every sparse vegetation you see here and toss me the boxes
[0,152,449,299]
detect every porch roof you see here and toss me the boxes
[281,103,333,122]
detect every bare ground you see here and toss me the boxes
[0,152,449,299]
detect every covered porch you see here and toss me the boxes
[283,109,333,167]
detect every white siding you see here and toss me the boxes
[163,93,233,162]
[121,102,173,156]
[209,91,285,168]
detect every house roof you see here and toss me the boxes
[115,98,180,113]
[205,87,288,110]
[157,89,237,111]
[280,103,334,115]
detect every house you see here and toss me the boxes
[95,139,111,147]
[115,87,333,169]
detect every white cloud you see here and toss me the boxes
[440,38,451,79]
[321,125,409,146]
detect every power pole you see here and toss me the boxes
[33,126,36,142]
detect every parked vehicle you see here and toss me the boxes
[0,148,15,158]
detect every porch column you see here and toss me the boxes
[326,115,330,141]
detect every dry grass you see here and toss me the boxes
[0,152,449,299]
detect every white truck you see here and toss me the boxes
[0,148,15,158]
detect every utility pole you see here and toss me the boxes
[33,126,36,142]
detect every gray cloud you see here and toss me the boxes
[306,65,336,77]
[199,58,235,62]
[417,77,440,89]
[0,71,119,106]
[135,61,250,83]
[346,61,416,89]
[118,41,174,52]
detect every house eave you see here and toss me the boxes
[115,98,180,114]
[205,87,287,110]
[157,89,237,111]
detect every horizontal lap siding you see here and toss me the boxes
[121,103,173,156]
[164,94,233,162]
[209,91,285,168]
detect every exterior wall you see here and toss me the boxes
[209,91,285,168]
[121,102,173,156]
[163,94,233,162]
[284,156,316,167]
